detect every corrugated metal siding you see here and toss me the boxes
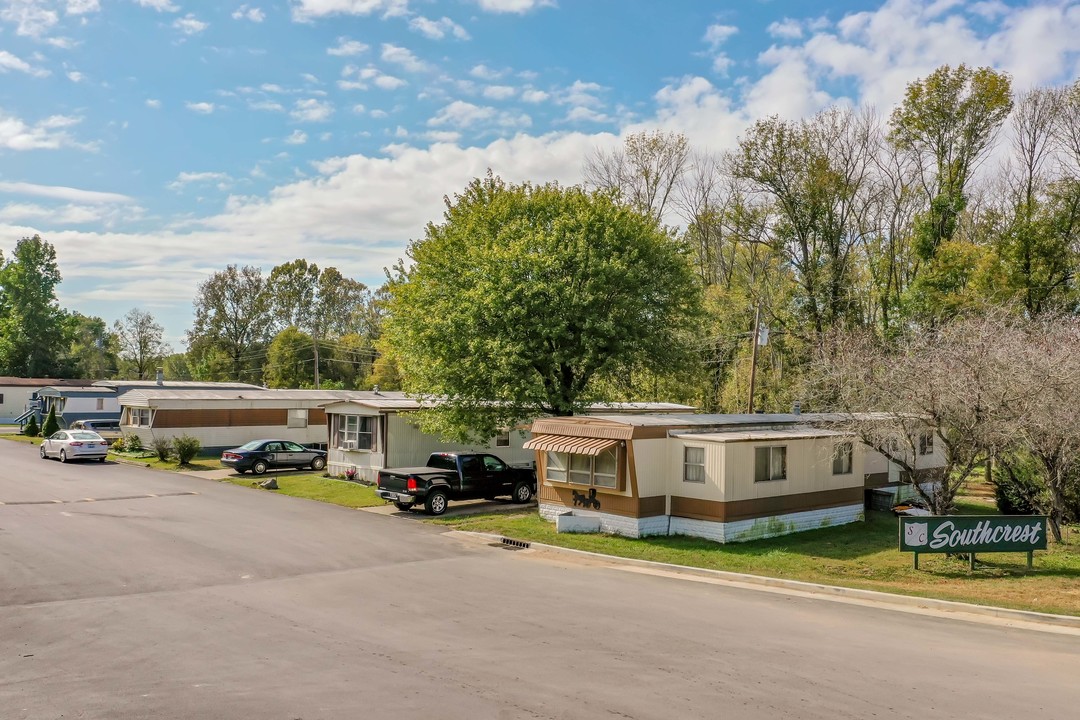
[528,418,634,439]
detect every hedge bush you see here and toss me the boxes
[174,434,201,465]
[23,415,39,437]
[41,406,59,438]
[151,436,173,462]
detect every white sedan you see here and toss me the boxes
[39,430,109,463]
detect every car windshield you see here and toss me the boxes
[70,432,102,440]
[239,440,264,450]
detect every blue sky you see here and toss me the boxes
[1,0,1079,346]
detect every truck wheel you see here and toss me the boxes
[425,490,448,516]
[393,501,414,512]
[512,482,534,503]
[252,460,268,475]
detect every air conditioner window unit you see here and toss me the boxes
[341,440,357,450]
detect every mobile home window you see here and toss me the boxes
[545,452,567,482]
[545,449,621,489]
[96,398,104,411]
[918,431,934,455]
[683,446,706,483]
[336,414,374,450]
[832,442,853,475]
[494,430,510,447]
[287,408,309,428]
[754,446,787,482]
[128,408,152,427]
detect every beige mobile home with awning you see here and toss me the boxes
[526,413,876,542]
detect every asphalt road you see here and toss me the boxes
[2,440,1078,720]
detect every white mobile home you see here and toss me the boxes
[525,413,946,542]
[120,389,350,451]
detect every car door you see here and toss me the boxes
[481,454,513,494]
[283,441,310,468]
[47,431,67,457]
[457,455,485,497]
[262,442,284,468]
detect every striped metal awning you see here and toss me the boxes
[523,434,620,456]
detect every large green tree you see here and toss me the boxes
[61,312,119,379]
[0,235,71,376]
[385,175,703,441]
[267,259,370,388]
[114,308,171,379]
[186,264,274,383]
[888,64,1013,260]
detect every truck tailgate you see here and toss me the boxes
[376,467,433,492]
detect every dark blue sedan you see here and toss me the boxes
[221,439,327,475]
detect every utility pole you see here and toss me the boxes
[747,304,761,413]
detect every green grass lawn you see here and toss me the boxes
[431,500,1080,617]
[220,473,384,508]
[1,433,39,445]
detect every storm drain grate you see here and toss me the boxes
[500,537,531,550]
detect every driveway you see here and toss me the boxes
[2,439,1079,719]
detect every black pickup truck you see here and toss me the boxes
[376,452,537,515]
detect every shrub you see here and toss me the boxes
[23,415,39,437]
[174,434,201,465]
[151,436,173,462]
[344,467,359,482]
[126,434,143,452]
[993,453,1043,516]
[110,435,126,453]
[41,406,60,438]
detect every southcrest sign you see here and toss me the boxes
[899,515,1048,570]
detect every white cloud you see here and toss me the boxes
[559,80,605,108]
[381,43,429,72]
[767,18,804,40]
[520,88,549,103]
[232,4,265,21]
[291,0,408,21]
[470,64,503,80]
[0,180,132,203]
[145,98,162,109]
[327,37,369,56]
[374,74,405,90]
[0,50,50,77]
[427,100,530,130]
[301,73,321,84]
[351,104,366,114]
[565,106,610,124]
[173,13,208,35]
[285,129,308,144]
[66,70,84,82]
[0,202,115,225]
[185,101,215,114]
[249,99,284,112]
[0,110,88,150]
[369,109,388,118]
[427,100,494,127]
[409,15,469,40]
[338,64,406,91]
[703,23,737,48]
[483,85,516,100]
[65,0,99,14]
[134,0,179,11]
[0,1,59,37]
[473,0,555,14]
[423,130,460,143]
[168,171,232,191]
[291,98,334,122]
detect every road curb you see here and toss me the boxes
[449,530,1080,630]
